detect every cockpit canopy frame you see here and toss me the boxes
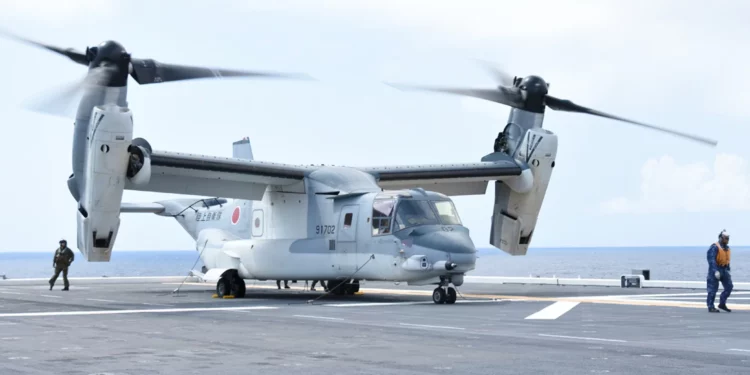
[371,191,463,236]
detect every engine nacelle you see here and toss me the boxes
[76,105,133,262]
[490,127,558,256]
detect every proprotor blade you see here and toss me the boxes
[545,95,718,147]
[129,58,314,85]
[473,59,515,87]
[385,83,524,108]
[22,65,117,118]
[0,29,88,66]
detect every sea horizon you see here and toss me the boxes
[0,246,746,282]
[2,245,744,253]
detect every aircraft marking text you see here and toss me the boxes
[196,211,223,222]
[316,225,336,235]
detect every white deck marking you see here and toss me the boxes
[399,323,465,330]
[324,301,434,307]
[293,315,345,321]
[525,301,580,320]
[323,299,506,308]
[40,295,61,299]
[86,298,119,303]
[0,292,21,295]
[602,291,750,299]
[0,306,278,318]
[538,334,627,343]
[141,303,174,307]
[728,349,750,353]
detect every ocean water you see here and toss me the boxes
[0,246,747,282]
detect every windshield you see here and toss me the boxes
[372,198,395,235]
[394,200,439,231]
[433,200,462,225]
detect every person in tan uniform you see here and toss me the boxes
[49,239,74,291]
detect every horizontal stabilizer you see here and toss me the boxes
[120,202,165,213]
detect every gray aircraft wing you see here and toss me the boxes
[358,152,525,196]
[125,150,314,200]
[126,149,524,199]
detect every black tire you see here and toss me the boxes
[351,280,360,294]
[230,275,246,298]
[446,287,457,304]
[432,288,446,304]
[344,281,357,295]
[330,280,346,295]
[216,277,230,298]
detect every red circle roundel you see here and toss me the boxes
[231,206,241,225]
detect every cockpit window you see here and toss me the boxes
[433,200,462,225]
[394,200,439,231]
[372,198,395,235]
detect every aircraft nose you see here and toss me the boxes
[413,229,476,254]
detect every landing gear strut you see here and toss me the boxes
[432,281,457,304]
[216,272,246,298]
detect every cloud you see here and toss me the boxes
[601,153,750,214]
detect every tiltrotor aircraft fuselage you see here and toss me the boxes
[3,34,717,304]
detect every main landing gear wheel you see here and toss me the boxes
[216,277,230,298]
[327,279,360,295]
[229,274,246,298]
[432,286,457,304]
[216,273,246,298]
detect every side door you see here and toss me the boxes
[335,204,359,273]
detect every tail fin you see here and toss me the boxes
[490,128,558,256]
[233,137,253,160]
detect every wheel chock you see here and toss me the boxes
[354,292,364,295]
[212,294,219,298]
[222,295,235,299]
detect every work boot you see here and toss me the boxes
[708,307,720,313]
[49,282,53,291]
[62,287,69,291]
[718,304,731,312]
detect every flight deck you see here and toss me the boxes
[0,278,748,374]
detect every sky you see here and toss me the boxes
[0,0,748,252]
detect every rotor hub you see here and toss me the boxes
[84,41,131,87]
[518,75,548,113]
[519,75,549,95]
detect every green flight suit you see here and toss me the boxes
[49,246,74,290]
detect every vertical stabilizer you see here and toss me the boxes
[233,137,254,161]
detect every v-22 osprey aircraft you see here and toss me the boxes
[4,33,718,304]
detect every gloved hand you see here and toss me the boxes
[714,270,721,280]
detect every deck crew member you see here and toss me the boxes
[276,280,290,289]
[49,239,75,291]
[311,280,327,292]
[707,230,733,313]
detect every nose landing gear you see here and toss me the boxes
[432,281,457,304]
